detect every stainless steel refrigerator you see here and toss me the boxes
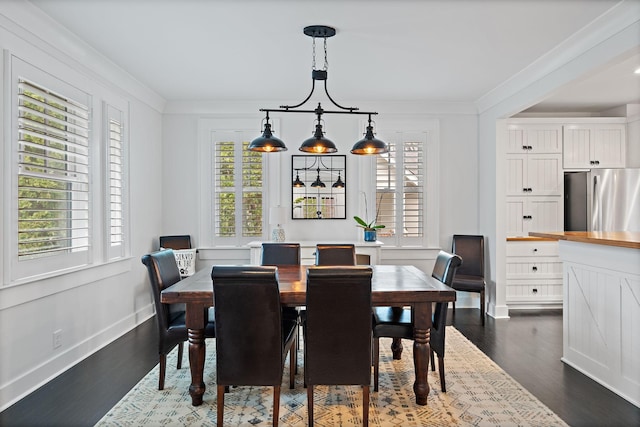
[564,168,640,232]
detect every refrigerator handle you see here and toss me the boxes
[591,175,600,231]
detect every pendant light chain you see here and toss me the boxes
[323,37,329,71]
[312,37,316,70]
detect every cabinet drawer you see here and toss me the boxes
[506,259,562,279]
[506,281,563,300]
[507,241,558,257]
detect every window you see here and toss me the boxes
[17,79,90,261]
[375,130,434,247]
[213,132,265,245]
[105,104,128,260]
[7,56,131,284]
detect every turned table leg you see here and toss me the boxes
[412,301,432,405]
[186,303,207,406]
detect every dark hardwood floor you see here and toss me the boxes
[1,309,638,426]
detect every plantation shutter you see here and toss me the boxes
[17,79,90,259]
[107,106,125,255]
[242,142,263,237]
[376,132,426,244]
[213,134,264,243]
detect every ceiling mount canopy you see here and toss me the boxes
[249,25,388,155]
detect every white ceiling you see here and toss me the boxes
[29,0,640,113]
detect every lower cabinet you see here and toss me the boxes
[506,239,563,307]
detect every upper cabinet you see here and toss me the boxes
[506,124,563,197]
[506,124,563,154]
[563,123,626,169]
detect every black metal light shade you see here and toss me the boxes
[310,168,326,188]
[293,172,305,187]
[248,121,287,152]
[332,171,345,188]
[351,117,388,155]
[299,123,337,153]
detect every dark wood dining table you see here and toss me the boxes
[160,264,456,406]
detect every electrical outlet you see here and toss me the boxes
[53,329,62,349]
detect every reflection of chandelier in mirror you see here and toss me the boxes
[248,25,388,155]
[293,171,305,187]
[332,171,345,188]
[310,168,326,188]
[293,156,345,189]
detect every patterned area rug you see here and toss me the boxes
[96,327,567,426]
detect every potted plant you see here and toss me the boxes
[354,193,385,242]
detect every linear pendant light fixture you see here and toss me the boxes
[248,25,388,155]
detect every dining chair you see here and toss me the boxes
[314,243,356,266]
[451,234,486,325]
[158,234,192,250]
[212,266,298,427]
[372,250,462,392]
[141,249,216,390]
[304,266,373,426]
[261,242,301,266]
[261,242,302,370]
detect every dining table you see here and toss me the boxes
[160,264,456,406]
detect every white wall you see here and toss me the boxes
[0,3,165,410]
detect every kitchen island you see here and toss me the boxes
[529,231,640,407]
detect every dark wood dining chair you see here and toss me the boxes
[141,249,215,390]
[304,266,373,426]
[372,250,462,392]
[261,242,301,266]
[451,234,486,325]
[315,243,356,266]
[212,266,298,427]
[158,234,192,250]
[261,242,302,369]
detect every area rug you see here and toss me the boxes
[96,327,567,426]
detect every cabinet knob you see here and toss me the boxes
[527,145,533,150]
[522,145,527,150]
[533,248,538,252]
[590,160,595,165]
[532,266,538,271]
[595,160,600,165]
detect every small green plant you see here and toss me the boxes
[353,215,385,231]
[354,192,385,230]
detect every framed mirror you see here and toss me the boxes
[292,155,346,219]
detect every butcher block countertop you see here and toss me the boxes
[528,231,640,249]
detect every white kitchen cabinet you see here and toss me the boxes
[506,197,563,237]
[506,123,563,154]
[506,153,563,196]
[506,240,562,306]
[563,124,626,169]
